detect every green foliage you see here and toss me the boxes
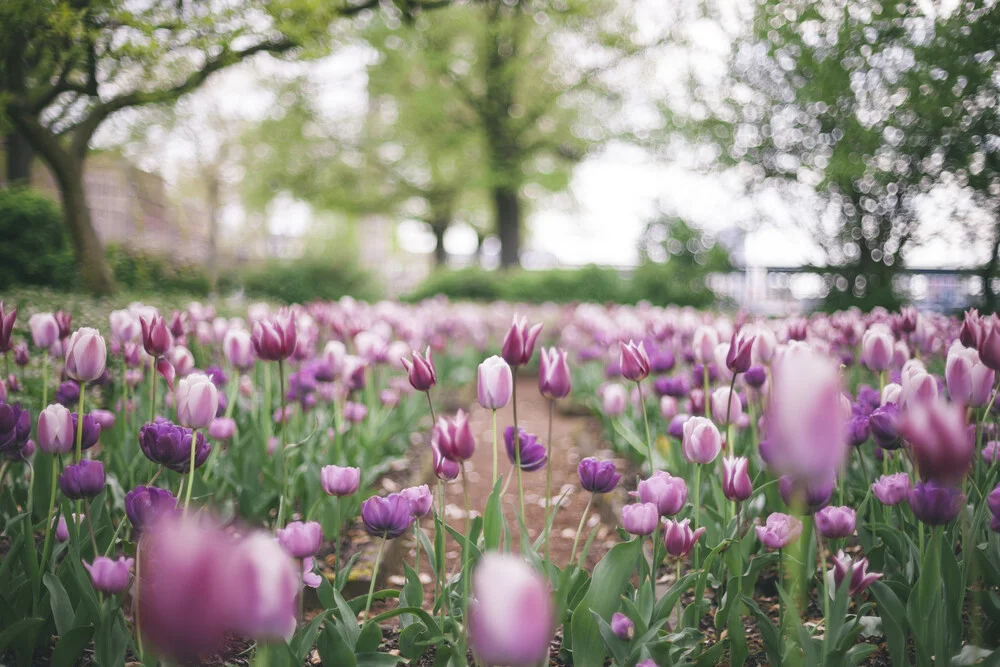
[237,257,380,304]
[104,245,211,296]
[630,262,719,308]
[0,188,76,289]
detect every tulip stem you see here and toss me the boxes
[462,463,471,537]
[414,522,422,580]
[74,385,86,548]
[147,465,164,487]
[491,409,498,488]
[364,533,388,624]
[425,390,437,424]
[544,398,553,564]
[638,380,654,472]
[725,374,736,456]
[512,369,527,523]
[135,547,144,662]
[276,359,289,530]
[41,354,48,410]
[570,494,593,566]
[334,498,341,592]
[149,357,157,424]
[650,522,659,593]
[816,530,829,652]
[183,429,198,512]
[38,455,61,575]
[693,465,701,569]
[86,510,99,555]
[675,559,682,629]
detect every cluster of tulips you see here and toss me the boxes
[1,296,1000,667]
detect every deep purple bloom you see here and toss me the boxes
[663,518,706,558]
[726,329,755,374]
[251,309,297,361]
[433,410,475,462]
[59,460,105,499]
[138,421,211,473]
[361,494,413,538]
[56,381,80,407]
[846,414,871,447]
[908,481,965,525]
[205,365,227,388]
[0,302,16,353]
[402,347,437,392]
[744,365,767,388]
[619,340,651,382]
[655,375,689,398]
[539,347,572,399]
[124,485,178,535]
[505,426,547,472]
[71,412,101,451]
[0,402,31,459]
[13,342,29,367]
[854,385,881,416]
[868,402,901,450]
[140,314,173,357]
[578,457,621,494]
[667,413,688,439]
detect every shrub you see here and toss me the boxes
[0,187,76,289]
[405,267,506,303]
[105,245,211,295]
[237,256,380,304]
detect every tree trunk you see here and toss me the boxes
[206,169,220,294]
[432,223,448,267]
[494,186,520,268]
[4,132,33,186]
[53,158,116,295]
[982,222,1000,312]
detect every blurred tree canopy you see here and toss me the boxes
[0,0,448,295]
[671,0,1000,310]
[243,0,657,267]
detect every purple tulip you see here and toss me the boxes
[432,441,460,481]
[401,484,434,518]
[602,383,627,417]
[814,505,856,539]
[227,531,299,642]
[71,412,101,451]
[54,310,72,341]
[223,329,254,370]
[478,356,513,410]
[343,401,367,423]
[59,460,105,499]
[65,327,107,383]
[960,309,981,349]
[682,416,722,464]
[277,521,323,559]
[710,387,742,425]
[251,309,297,361]
[140,314,173,357]
[501,315,543,367]
[90,409,115,431]
[505,426,548,472]
[861,327,893,372]
[208,417,236,441]
[988,483,1000,518]
[846,414,871,447]
[578,457,621,494]
[648,346,675,373]
[692,325,719,364]
[656,375,689,398]
[84,556,133,595]
[778,474,834,513]
[979,315,1000,371]
[621,502,658,535]
[663,518,706,559]
[37,404,75,455]
[539,347,572,399]
[361,494,414,538]
[321,465,361,496]
[139,421,210,473]
[871,473,911,506]
[56,380,80,408]
[898,399,972,485]
[611,612,634,641]
[831,550,882,596]
[619,340,650,383]
[636,471,687,516]
[744,365,766,388]
[124,485,177,535]
[55,513,84,542]
[29,313,59,350]
[667,413,688,439]
[868,402,900,449]
[725,329,755,374]
[12,342,28,367]
[402,347,437,392]
[0,303,15,353]
[908,480,964,525]
[756,512,803,550]
[468,554,554,667]
[722,456,752,502]
[433,410,476,462]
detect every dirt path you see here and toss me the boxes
[388,377,620,593]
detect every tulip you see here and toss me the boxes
[0,302,16,353]
[960,309,981,348]
[988,483,1000,519]
[656,375,689,398]
[478,356,513,409]
[539,347,572,399]
[55,513,84,542]
[343,401,367,423]
[578,457,621,494]
[228,532,299,642]
[343,356,367,391]
[870,472,910,506]
[725,329,755,374]
[90,409,115,431]
[468,554,554,667]
[208,417,236,441]
[321,465,361,496]
[12,342,28,366]
[433,411,476,462]
[756,512,803,549]
[831,551,882,596]
[140,314,172,357]
[621,502,658,535]
[302,558,322,589]
[277,521,323,559]
[602,383,627,416]
[667,413,688,439]
[881,382,902,405]
[611,612,635,641]
[124,485,177,535]
[432,442,460,481]
[402,347,437,392]
[71,412,101,451]
[692,326,719,364]
[979,316,1000,372]
[138,421,210,473]
[59,460,105,499]
[54,310,72,340]
[401,484,434,518]
[251,309,297,361]
[710,387,742,426]
[380,389,399,407]
[682,416,722,464]
[64,327,107,383]
[868,402,900,449]
[861,327,893,372]
[908,481,964,525]
[898,399,972,485]
[84,556,134,595]
[109,309,141,345]
[501,315,543,367]
[898,365,938,409]
[778,474,834,513]
[619,340,650,383]
[223,329,254,370]
[722,456,752,502]
[361,494,414,538]
[744,365,767,388]
[29,313,59,349]
[636,471,688,517]
[505,426,548,472]
[36,404,75,455]
[846,414,871,447]
[814,505,856,539]
[765,348,847,484]
[323,340,347,377]
[663,518,706,558]
[176,373,219,429]
[660,396,678,420]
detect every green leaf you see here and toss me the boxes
[592,610,630,667]
[651,571,699,623]
[398,622,430,660]
[569,537,642,667]
[51,625,94,667]
[290,611,329,662]
[742,596,781,665]
[317,620,358,667]
[0,617,44,656]
[869,582,907,667]
[333,587,361,649]
[482,476,504,552]
[355,652,406,667]
[399,563,423,628]
[44,572,75,636]
[357,619,383,653]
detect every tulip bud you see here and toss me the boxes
[175,373,219,429]
[402,347,437,392]
[619,340,650,383]
[501,315,543,367]
[611,612,634,641]
[64,327,107,383]
[722,456,752,502]
[621,502,658,535]
[251,309,297,362]
[663,518,706,558]
[36,404,75,455]
[831,550,882,596]
[84,556,133,595]
[725,329,755,374]
[755,512,802,550]
[682,416,722,464]
[539,347,572,399]
[861,327,893,372]
[401,484,434,518]
[321,465,361,496]
[814,505,856,539]
[578,457,621,494]
[361,494,414,538]
[59,460,105,499]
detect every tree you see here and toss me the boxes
[669,0,1000,310]
[0,0,448,294]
